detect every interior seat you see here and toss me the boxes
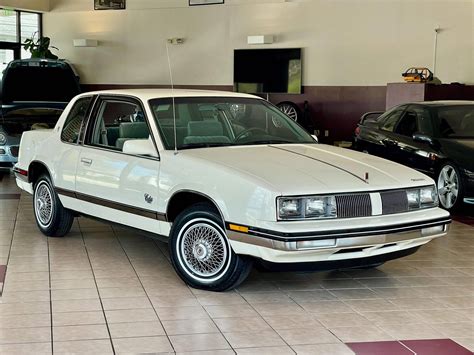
[183,121,231,145]
[115,122,149,150]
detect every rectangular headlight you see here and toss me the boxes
[407,186,438,210]
[278,196,337,220]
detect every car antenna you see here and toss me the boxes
[165,41,178,155]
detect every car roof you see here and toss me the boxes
[409,100,474,107]
[77,89,263,101]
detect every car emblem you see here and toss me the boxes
[144,193,153,204]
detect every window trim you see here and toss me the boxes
[60,95,95,145]
[82,94,161,161]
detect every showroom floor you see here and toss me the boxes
[0,173,473,355]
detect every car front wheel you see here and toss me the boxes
[437,163,463,210]
[169,203,252,291]
[33,174,74,237]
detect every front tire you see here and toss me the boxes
[437,163,463,211]
[169,203,252,291]
[33,174,74,237]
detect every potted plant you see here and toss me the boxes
[23,32,59,60]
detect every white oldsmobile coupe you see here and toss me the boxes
[14,90,450,291]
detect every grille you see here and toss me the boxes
[9,146,19,158]
[335,193,372,218]
[381,190,408,214]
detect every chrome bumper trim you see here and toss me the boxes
[227,224,449,252]
[463,198,474,204]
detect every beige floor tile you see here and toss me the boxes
[360,310,424,325]
[150,294,201,308]
[379,323,444,340]
[0,326,51,344]
[50,270,94,280]
[344,299,400,312]
[52,299,102,313]
[224,329,286,348]
[291,343,355,355]
[411,309,472,323]
[241,292,294,304]
[156,306,211,321]
[287,290,337,302]
[276,327,339,345]
[105,308,158,323]
[95,277,141,288]
[98,287,147,299]
[50,279,96,290]
[170,333,231,352]
[329,325,393,342]
[0,290,50,303]
[0,313,51,328]
[196,293,246,306]
[0,301,50,316]
[101,296,152,310]
[262,314,322,330]
[330,288,379,300]
[205,305,259,318]
[54,339,113,354]
[235,346,295,354]
[53,324,109,341]
[431,322,474,338]
[298,300,353,314]
[51,288,99,301]
[0,342,52,354]
[213,316,272,333]
[53,311,106,326]
[252,302,305,316]
[388,297,446,310]
[163,318,219,335]
[314,312,372,328]
[108,321,165,338]
[112,336,173,353]
[452,338,474,352]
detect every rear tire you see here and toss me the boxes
[169,203,252,291]
[33,174,74,237]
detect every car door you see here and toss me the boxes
[75,95,163,234]
[371,105,407,160]
[388,105,437,174]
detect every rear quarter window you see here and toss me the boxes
[61,97,92,144]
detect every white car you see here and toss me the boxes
[14,89,450,291]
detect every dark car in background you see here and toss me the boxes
[0,58,80,169]
[353,101,474,211]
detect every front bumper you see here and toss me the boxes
[463,174,474,204]
[227,211,450,264]
[0,145,19,168]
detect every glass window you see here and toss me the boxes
[61,97,93,143]
[0,9,17,42]
[0,48,14,73]
[380,107,405,132]
[90,100,149,151]
[436,105,474,138]
[20,12,40,59]
[149,97,314,150]
[410,106,434,136]
[395,111,418,137]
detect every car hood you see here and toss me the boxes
[183,144,433,195]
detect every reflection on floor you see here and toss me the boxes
[0,172,473,354]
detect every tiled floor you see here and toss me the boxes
[0,172,473,354]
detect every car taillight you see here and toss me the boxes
[355,126,361,135]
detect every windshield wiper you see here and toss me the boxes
[179,142,234,150]
[240,139,293,145]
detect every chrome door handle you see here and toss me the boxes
[81,158,92,166]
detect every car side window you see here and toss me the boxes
[412,106,434,136]
[394,111,418,137]
[61,96,92,143]
[89,100,150,152]
[380,108,405,132]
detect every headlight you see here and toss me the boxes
[407,186,438,210]
[278,196,337,220]
[0,133,6,145]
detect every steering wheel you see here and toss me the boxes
[235,127,267,141]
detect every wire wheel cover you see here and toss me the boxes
[180,222,227,278]
[279,104,298,121]
[438,165,459,209]
[35,182,54,226]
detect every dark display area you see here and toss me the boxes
[234,48,302,94]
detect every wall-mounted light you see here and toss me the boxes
[167,38,185,45]
[247,35,274,45]
[73,39,98,47]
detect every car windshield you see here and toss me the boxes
[436,105,474,138]
[149,97,314,150]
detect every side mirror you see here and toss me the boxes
[122,138,158,157]
[412,133,434,146]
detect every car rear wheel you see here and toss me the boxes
[437,163,463,211]
[169,203,252,291]
[277,102,300,122]
[33,174,74,237]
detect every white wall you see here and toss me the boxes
[43,0,474,86]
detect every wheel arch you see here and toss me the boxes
[166,190,226,224]
[28,160,54,185]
